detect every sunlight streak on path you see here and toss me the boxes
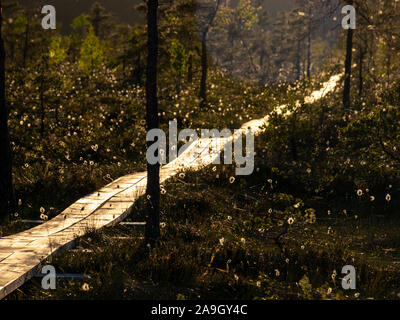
[0,74,341,299]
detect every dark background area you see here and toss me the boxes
[16,0,144,33]
[14,0,295,33]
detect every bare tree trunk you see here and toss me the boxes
[134,52,143,85]
[0,0,15,222]
[23,14,29,68]
[296,40,301,81]
[187,53,193,83]
[145,0,160,243]
[358,49,364,97]
[386,52,391,89]
[306,7,312,78]
[40,56,48,138]
[199,34,208,107]
[343,8,353,113]
[199,0,222,107]
[259,49,267,85]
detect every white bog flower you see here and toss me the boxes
[82,283,90,291]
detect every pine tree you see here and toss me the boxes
[169,38,190,98]
[90,2,111,39]
[78,26,104,74]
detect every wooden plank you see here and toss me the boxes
[120,222,146,226]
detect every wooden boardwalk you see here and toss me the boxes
[0,74,341,299]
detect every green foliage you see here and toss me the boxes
[48,36,67,65]
[169,38,190,77]
[78,27,104,73]
[71,14,91,34]
[13,15,28,33]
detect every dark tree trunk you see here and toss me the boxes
[176,76,181,102]
[122,55,126,77]
[93,21,100,38]
[358,49,364,97]
[259,50,267,85]
[40,56,48,138]
[306,34,311,78]
[145,0,160,243]
[343,15,353,113]
[199,34,207,107]
[55,104,59,125]
[40,78,45,137]
[199,0,221,108]
[290,112,298,161]
[23,14,29,68]
[306,7,312,78]
[398,84,400,104]
[296,40,301,81]
[0,1,15,222]
[134,52,142,85]
[386,53,391,86]
[9,40,14,61]
[187,53,193,83]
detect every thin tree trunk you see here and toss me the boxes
[145,0,160,243]
[259,49,267,85]
[296,40,301,81]
[176,76,181,102]
[0,0,16,222]
[343,12,353,113]
[23,14,29,68]
[187,53,192,83]
[386,52,391,89]
[358,49,364,96]
[40,77,45,137]
[55,104,59,125]
[199,0,221,107]
[134,52,142,85]
[306,7,312,78]
[290,112,298,161]
[40,56,48,138]
[199,34,207,107]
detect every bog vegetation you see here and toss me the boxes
[1,0,400,300]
